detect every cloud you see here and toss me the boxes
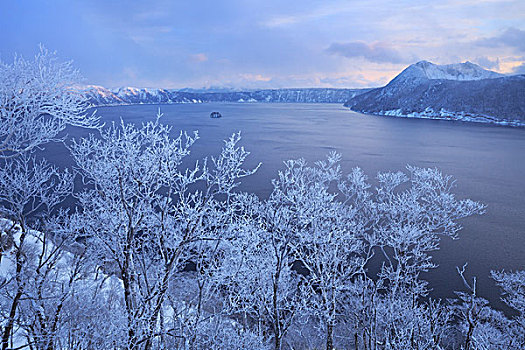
[4,0,523,89]
[262,15,300,28]
[473,56,500,70]
[512,63,525,74]
[261,3,345,28]
[239,73,272,82]
[476,27,525,52]
[326,41,408,64]
[189,53,208,62]
[319,74,387,88]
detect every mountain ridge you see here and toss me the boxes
[81,85,372,106]
[391,60,504,83]
[80,61,524,127]
[345,61,525,126]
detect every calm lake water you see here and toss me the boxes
[46,103,525,310]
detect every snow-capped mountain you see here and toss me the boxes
[81,86,203,105]
[345,61,525,126]
[81,86,371,106]
[390,60,504,84]
[81,85,125,105]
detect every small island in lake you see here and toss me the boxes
[210,111,222,118]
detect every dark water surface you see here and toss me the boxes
[46,103,525,310]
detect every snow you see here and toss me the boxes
[395,61,504,83]
[0,217,124,348]
[379,107,525,127]
[83,86,370,106]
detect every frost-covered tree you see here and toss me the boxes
[347,167,484,350]
[219,191,304,350]
[454,269,525,350]
[0,155,74,350]
[263,158,483,350]
[0,46,97,350]
[269,154,369,350]
[374,167,485,299]
[7,215,93,350]
[69,118,197,349]
[0,45,98,158]
[69,118,258,349]
[453,265,515,350]
[272,161,483,350]
[491,270,525,349]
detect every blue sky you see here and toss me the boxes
[1,0,524,89]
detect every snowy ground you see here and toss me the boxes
[377,107,525,127]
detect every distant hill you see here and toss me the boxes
[82,86,372,106]
[344,61,525,126]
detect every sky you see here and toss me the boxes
[1,0,524,89]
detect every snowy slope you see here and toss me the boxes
[80,85,125,105]
[81,86,372,106]
[391,61,504,84]
[0,218,123,348]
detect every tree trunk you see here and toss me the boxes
[272,260,282,350]
[122,248,137,350]
[1,230,26,350]
[274,334,281,350]
[326,322,334,350]
[465,320,474,350]
[1,287,23,350]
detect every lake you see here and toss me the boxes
[46,102,525,311]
